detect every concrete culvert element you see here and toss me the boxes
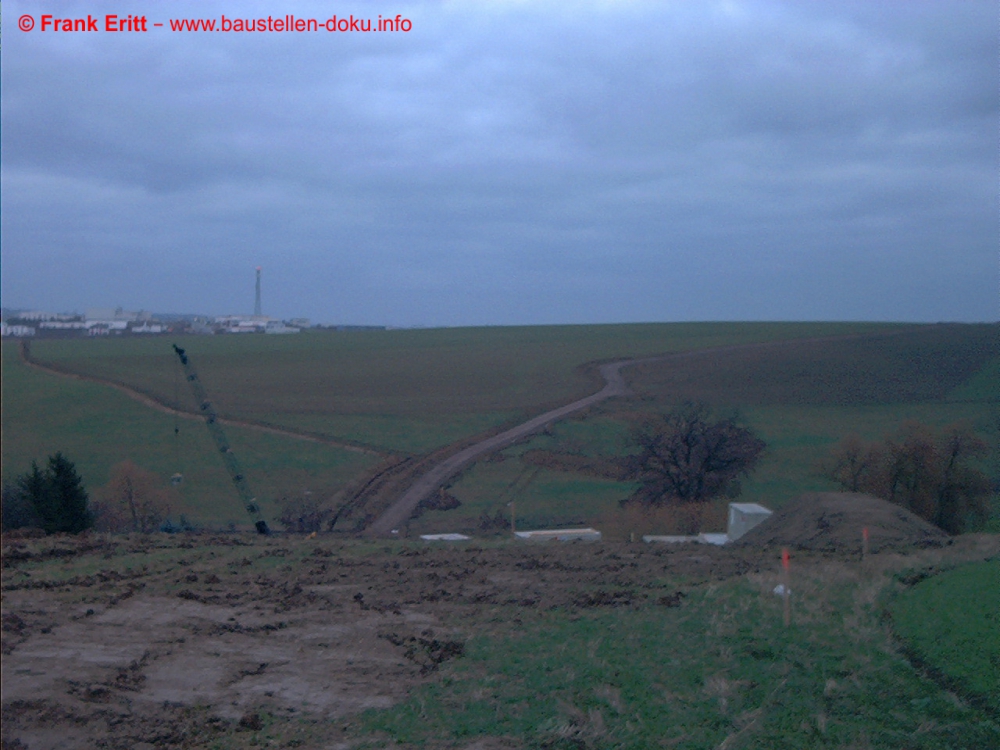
[727,503,773,541]
[734,492,949,552]
[515,528,602,542]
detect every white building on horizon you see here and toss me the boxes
[85,307,151,323]
[1,322,36,337]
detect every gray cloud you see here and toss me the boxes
[2,0,996,324]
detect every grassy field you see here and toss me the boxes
[5,322,998,533]
[23,322,900,454]
[0,342,377,527]
[890,559,1000,715]
[361,558,999,749]
[410,324,1000,536]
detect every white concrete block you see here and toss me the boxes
[727,502,773,541]
[514,528,602,542]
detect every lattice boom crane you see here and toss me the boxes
[172,344,270,534]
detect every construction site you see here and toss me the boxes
[2,322,998,748]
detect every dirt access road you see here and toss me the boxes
[366,359,632,535]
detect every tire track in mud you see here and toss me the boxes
[367,328,928,536]
[17,341,389,457]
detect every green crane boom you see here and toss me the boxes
[172,344,269,534]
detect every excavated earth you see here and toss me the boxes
[0,532,770,749]
[736,492,950,552]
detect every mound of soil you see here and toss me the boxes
[736,492,949,552]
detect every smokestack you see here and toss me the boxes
[254,266,262,317]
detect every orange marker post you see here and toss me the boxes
[862,526,869,561]
[781,548,791,627]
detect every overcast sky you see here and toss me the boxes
[2,0,996,325]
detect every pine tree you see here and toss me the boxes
[17,461,50,526]
[17,454,92,534]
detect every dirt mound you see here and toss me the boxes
[736,492,949,552]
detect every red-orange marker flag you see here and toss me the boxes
[782,548,790,571]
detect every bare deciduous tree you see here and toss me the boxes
[625,403,766,506]
[93,462,175,533]
[823,422,991,534]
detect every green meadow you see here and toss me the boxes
[410,324,1000,535]
[891,559,1000,715]
[22,322,897,454]
[359,559,1000,749]
[4,322,998,531]
[1,342,376,527]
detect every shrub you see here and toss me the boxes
[277,494,331,533]
[598,501,728,541]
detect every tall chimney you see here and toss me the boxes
[254,267,262,317]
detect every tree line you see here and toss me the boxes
[2,456,177,535]
[619,403,992,535]
[823,422,993,534]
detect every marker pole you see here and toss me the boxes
[782,548,791,627]
[862,526,869,560]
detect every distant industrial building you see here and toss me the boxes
[206,267,302,334]
[2,269,309,338]
[1,308,171,338]
[211,315,301,334]
[85,307,152,323]
[0,323,36,338]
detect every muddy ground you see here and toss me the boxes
[1,527,995,749]
[0,532,770,750]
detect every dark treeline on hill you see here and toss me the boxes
[629,324,999,406]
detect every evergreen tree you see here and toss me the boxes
[16,461,50,524]
[1,482,42,532]
[17,453,92,534]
